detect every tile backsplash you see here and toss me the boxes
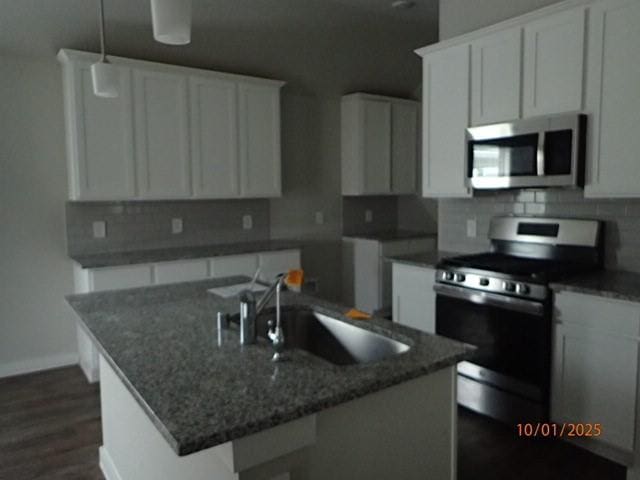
[66,200,270,256]
[438,189,640,273]
[342,196,399,236]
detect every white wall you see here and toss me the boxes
[439,0,562,39]
[0,55,77,377]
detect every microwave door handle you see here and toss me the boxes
[537,131,546,176]
[433,284,545,316]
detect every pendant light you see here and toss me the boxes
[91,0,119,98]
[150,0,192,45]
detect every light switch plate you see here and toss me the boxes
[171,218,183,234]
[92,221,106,239]
[315,211,324,225]
[365,210,373,223]
[242,215,253,230]
[466,218,477,238]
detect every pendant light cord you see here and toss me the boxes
[98,0,107,62]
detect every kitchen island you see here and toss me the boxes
[66,276,473,480]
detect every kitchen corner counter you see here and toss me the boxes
[69,240,302,269]
[385,250,462,269]
[65,277,474,456]
[550,270,640,304]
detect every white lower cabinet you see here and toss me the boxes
[392,263,436,334]
[73,249,300,383]
[153,259,209,285]
[209,254,259,279]
[258,250,301,282]
[552,291,640,461]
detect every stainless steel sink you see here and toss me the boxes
[242,307,410,365]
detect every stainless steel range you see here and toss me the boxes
[435,216,604,424]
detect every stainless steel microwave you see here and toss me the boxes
[466,113,586,190]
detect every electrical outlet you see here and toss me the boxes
[365,210,373,223]
[171,218,183,234]
[315,211,324,225]
[242,215,253,230]
[466,218,477,238]
[92,221,106,239]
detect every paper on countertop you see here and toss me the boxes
[207,282,267,298]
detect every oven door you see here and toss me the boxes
[434,283,550,402]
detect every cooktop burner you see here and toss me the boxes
[439,253,590,281]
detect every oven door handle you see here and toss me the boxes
[433,284,545,316]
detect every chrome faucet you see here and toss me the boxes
[239,273,287,361]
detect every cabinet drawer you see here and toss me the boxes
[209,254,259,279]
[153,259,208,285]
[89,264,153,291]
[554,292,640,337]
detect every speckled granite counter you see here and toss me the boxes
[385,251,462,269]
[66,277,474,456]
[343,231,437,242]
[550,270,640,303]
[70,240,302,268]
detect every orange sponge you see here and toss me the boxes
[345,308,371,320]
[285,269,304,291]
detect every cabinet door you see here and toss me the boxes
[190,77,239,198]
[392,263,436,334]
[89,264,153,291]
[523,7,586,117]
[134,69,191,198]
[552,292,640,453]
[65,63,135,200]
[209,254,259,279]
[153,259,208,285]
[391,102,418,194]
[238,84,282,197]
[362,98,392,194]
[421,45,471,198]
[471,28,522,125]
[585,0,640,198]
[258,250,301,282]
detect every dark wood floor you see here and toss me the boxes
[0,366,627,479]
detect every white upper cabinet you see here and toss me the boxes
[60,57,135,200]
[190,77,239,198]
[238,83,282,198]
[58,49,284,201]
[134,70,191,198]
[471,27,522,125]
[391,102,418,194]
[341,93,417,196]
[585,0,640,198]
[522,7,586,117]
[420,44,471,198]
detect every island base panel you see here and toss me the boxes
[99,355,456,480]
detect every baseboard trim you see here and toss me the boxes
[100,446,123,480]
[0,353,78,379]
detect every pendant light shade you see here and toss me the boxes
[151,0,192,45]
[91,0,119,98]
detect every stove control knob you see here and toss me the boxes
[516,283,530,295]
[503,281,516,293]
[479,278,490,287]
[443,271,454,281]
[455,273,466,282]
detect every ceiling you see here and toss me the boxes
[0,0,438,96]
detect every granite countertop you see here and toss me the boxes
[343,230,437,242]
[66,277,474,456]
[69,240,302,269]
[550,270,640,303]
[385,251,463,269]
